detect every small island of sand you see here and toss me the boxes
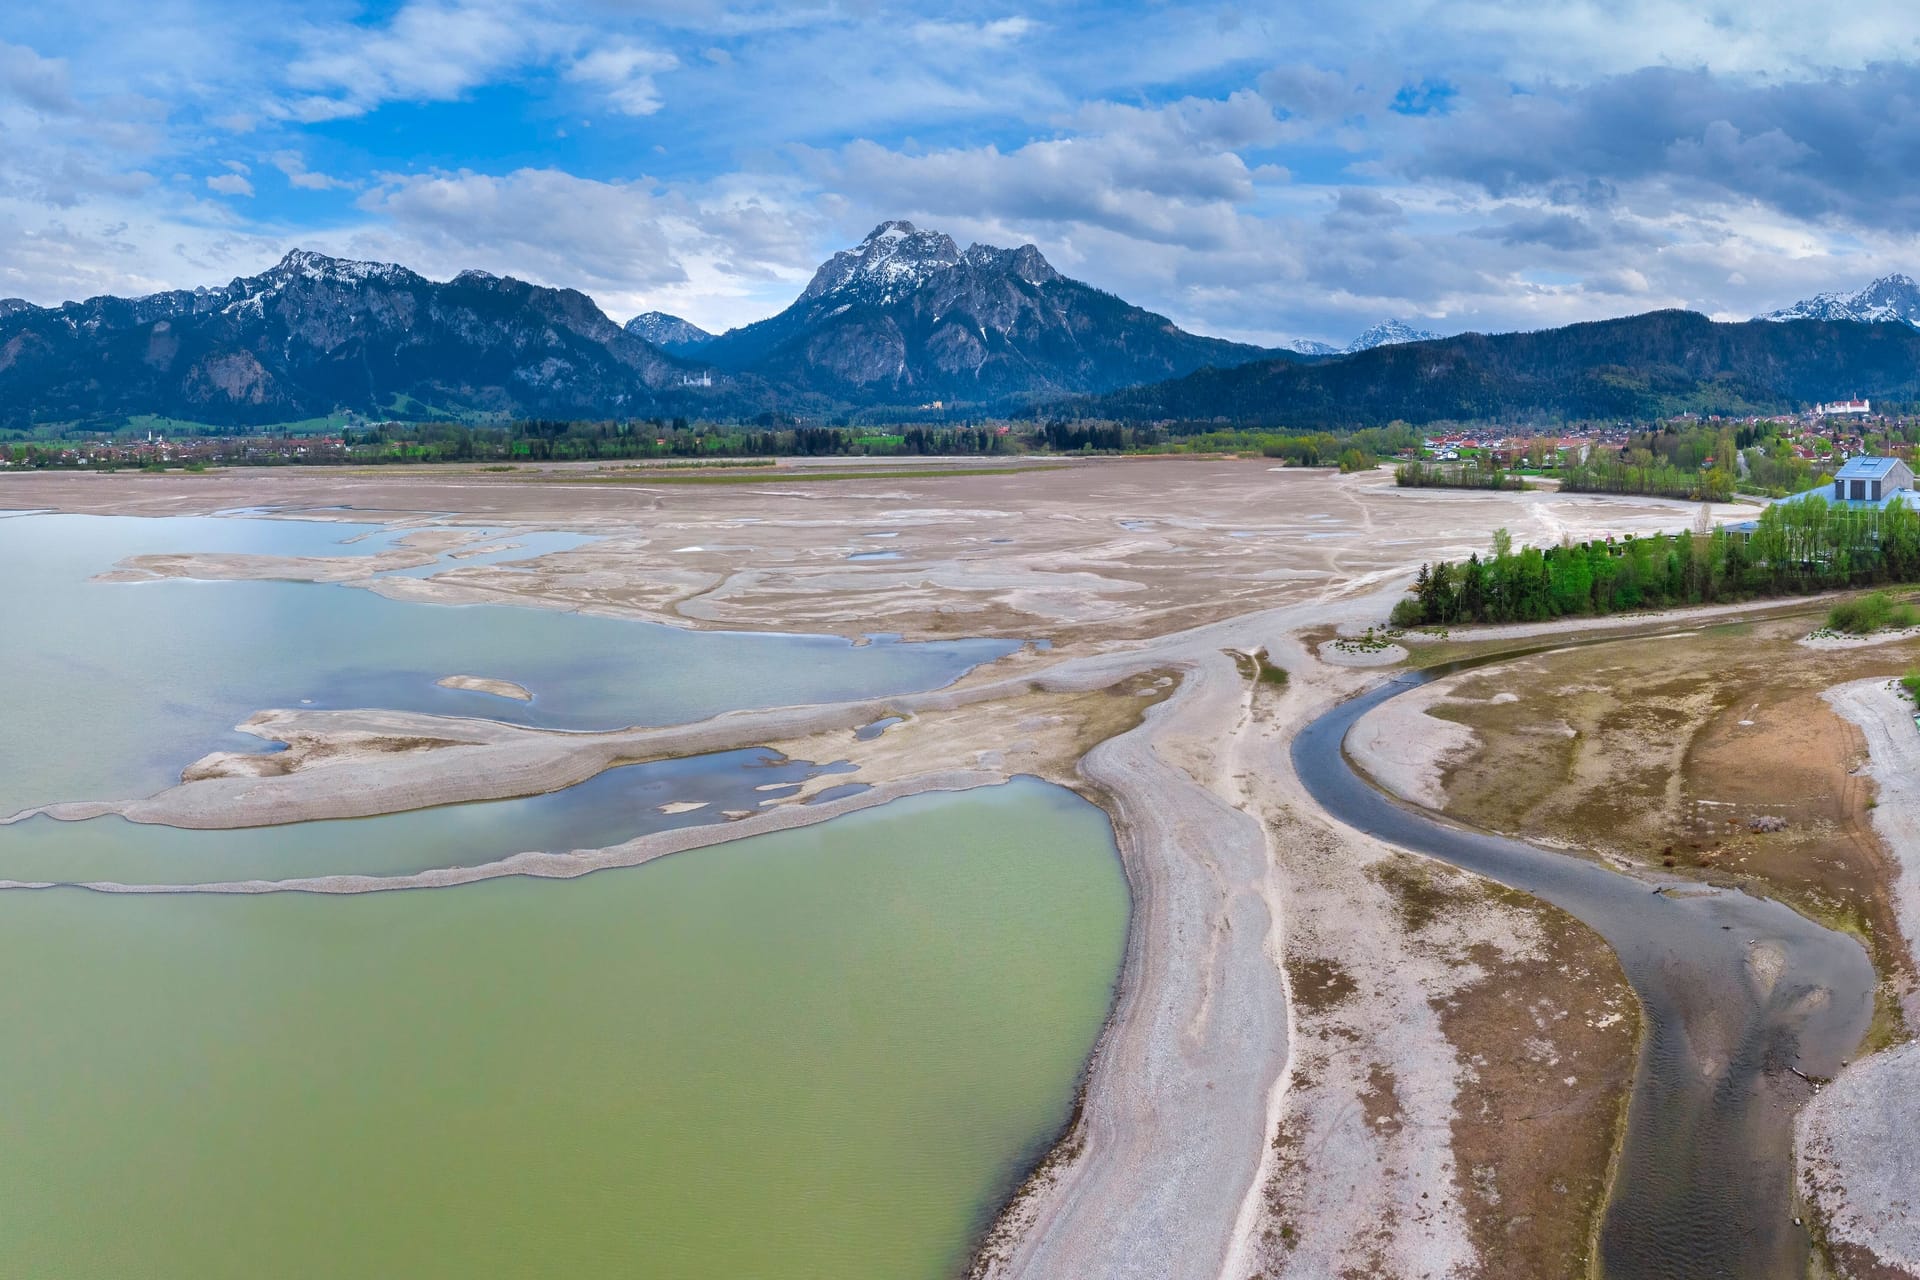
[436,675,533,701]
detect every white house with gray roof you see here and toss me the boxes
[1820,456,1917,508]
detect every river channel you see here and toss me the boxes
[1296,672,1878,1279]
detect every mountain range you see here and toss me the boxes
[0,250,702,428]
[6,230,1920,431]
[0,222,1281,428]
[1088,309,1920,427]
[1757,274,1920,329]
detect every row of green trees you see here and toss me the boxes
[1391,496,1920,626]
[1557,453,1736,502]
[1393,459,1527,490]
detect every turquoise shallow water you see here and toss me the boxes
[0,513,1013,814]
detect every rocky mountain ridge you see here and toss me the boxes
[1758,274,1920,328]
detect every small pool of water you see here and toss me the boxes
[848,550,903,561]
[855,716,906,741]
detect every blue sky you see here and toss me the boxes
[3,1,1920,345]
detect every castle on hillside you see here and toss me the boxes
[1815,398,1871,416]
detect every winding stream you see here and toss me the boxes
[1295,672,1877,1280]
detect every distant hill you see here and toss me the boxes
[1759,274,1920,329]
[624,311,715,352]
[1082,309,1920,427]
[695,221,1279,402]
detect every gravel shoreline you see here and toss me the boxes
[1797,679,1920,1273]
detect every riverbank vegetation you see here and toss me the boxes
[1826,591,1919,635]
[1390,498,1920,627]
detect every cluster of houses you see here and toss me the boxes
[1,434,349,468]
[1419,427,1628,463]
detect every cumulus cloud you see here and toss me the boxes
[565,39,678,115]
[342,166,826,328]
[283,0,577,119]
[808,92,1286,251]
[206,172,254,196]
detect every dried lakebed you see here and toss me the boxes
[1305,672,1878,1280]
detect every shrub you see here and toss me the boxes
[1826,591,1919,635]
[1901,668,1920,702]
[1389,597,1426,629]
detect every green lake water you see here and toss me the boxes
[0,513,1131,1277]
[0,782,1128,1279]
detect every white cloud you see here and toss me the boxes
[342,166,824,330]
[282,0,578,119]
[269,151,350,191]
[565,39,678,116]
[907,17,1037,47]
[205,172,254,196]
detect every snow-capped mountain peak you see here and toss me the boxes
[1758,274,1920,328]
[1344,319,1441,353]
[800,221,965,303]
[258,248,417,289]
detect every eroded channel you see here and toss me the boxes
[1296,673,1877,1280]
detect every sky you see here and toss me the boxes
[4,1,1920,347]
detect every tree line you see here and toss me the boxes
[1392,496,1920,627]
